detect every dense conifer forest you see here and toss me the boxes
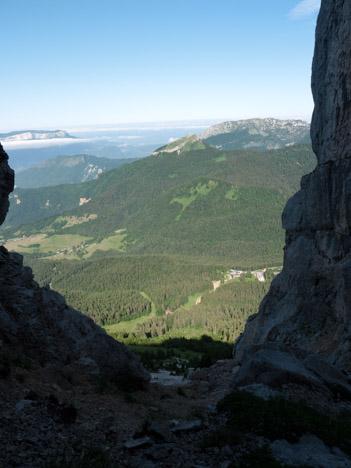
[26,255,272,345]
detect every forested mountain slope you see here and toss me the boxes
[15,154,136,188]
[2,139,316,265]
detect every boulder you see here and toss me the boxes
[170,420,204,433]
[233,343,351,399]
[124,437,151,449]
[148,421,172,442]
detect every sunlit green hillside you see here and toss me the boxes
[3,140,315,265]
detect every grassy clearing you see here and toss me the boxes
[39,234,91,253]
[84,233,128,257]
[225,277,241,284]
[225,186,239,201]
[103,291,157,335]
[244,275,257,282]
[57,214,97,229]
[215,154,227,162]
[104,314,153,334]
[8,229,131,260]
[171,180,218,221]
[5,234,45,251]
[174,291,205,313]
[5,234,91,254]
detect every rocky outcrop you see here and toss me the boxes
[0,143,149,385]
[234,0,351,373]
[0,144,14,225]
[233,343,351,399]
[311,1,351,164]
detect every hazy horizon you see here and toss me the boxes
[0,115,313,136]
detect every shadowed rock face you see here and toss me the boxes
[234,0,351,372]
[0,144,149,385]
[0,144,14,224]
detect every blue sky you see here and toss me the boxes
[0,0,320,131]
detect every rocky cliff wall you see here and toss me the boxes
[0,144,14,225]
[311,0,351,164]
[234,0,351,373]
[0,143,149,385]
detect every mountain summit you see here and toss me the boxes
[200,118,310,151]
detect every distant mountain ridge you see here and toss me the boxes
[0,129,74,141]
[15,154,136,188]
[200,118,310,151]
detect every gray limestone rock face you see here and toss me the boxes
[311,1,351,164]
[234,0,351,374]
[0,144,149,386]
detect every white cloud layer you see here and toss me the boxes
[0,138,94,150]
[115,136,141,140]
[66,121,215,134]
[289,0,320,19]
